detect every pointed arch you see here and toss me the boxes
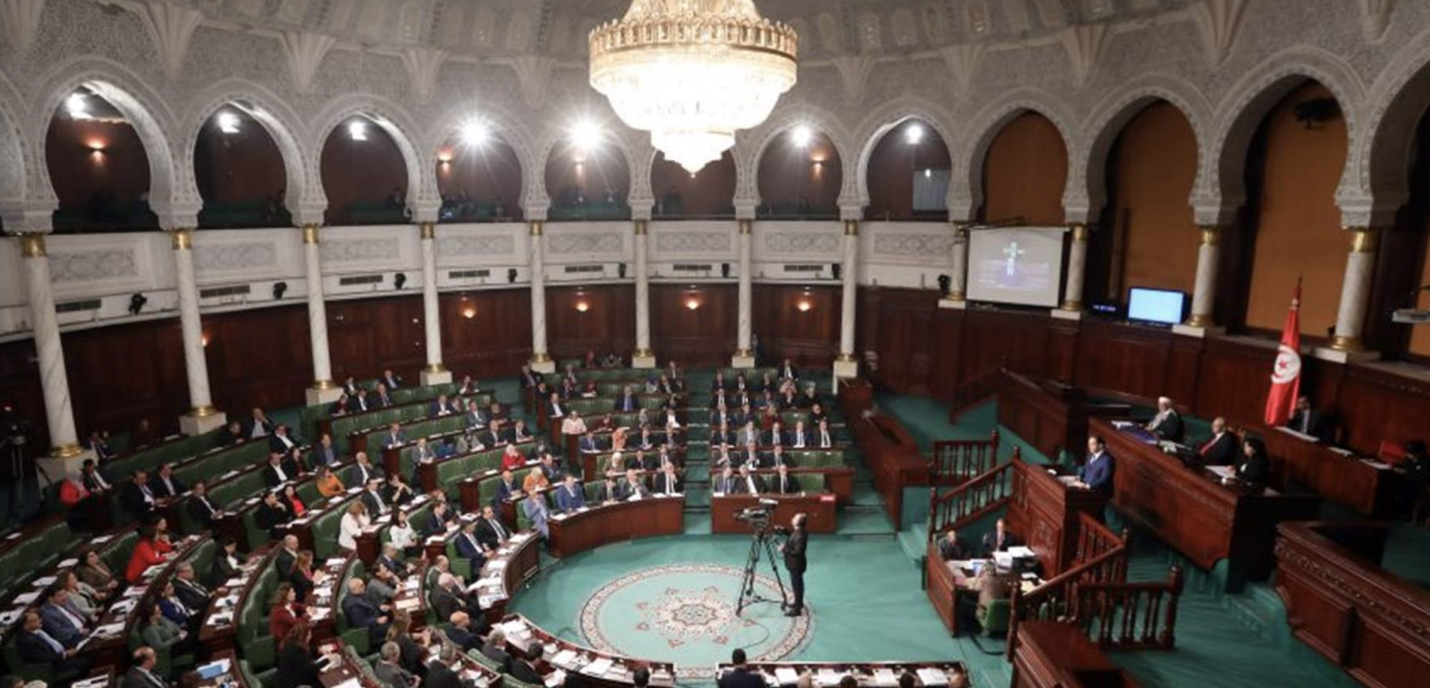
[954,88,1078,222]
[848,96,958,210]
[308,93,425,222]
[737,103,856,207]
[424,99,541,217]
[534,121,639,214]
[1356,27,1430,225]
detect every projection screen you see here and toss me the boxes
[966,227,1067,308]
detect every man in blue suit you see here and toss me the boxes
[41,588,88,648]
[16,611,89,677]
[452,519,486,573]
[341,578,390,644]
[523,492,551,539]
[617,386,638,412]
[554,475,586,514]
[1080,436,1115,495]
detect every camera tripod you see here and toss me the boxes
[736,518,789,616]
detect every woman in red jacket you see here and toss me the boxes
[283,484,307,518]
[125,522,173,584]
[269,582,306,643]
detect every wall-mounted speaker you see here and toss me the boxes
[937,274,950,293]
[722,263,731,278]
[618,263,628,279]
[831,263,841,280]
[272,282,288,300]
[508,268,518,284]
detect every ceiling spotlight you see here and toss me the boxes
[66,93,92,120]
[572,120,603,152]
[348,120,369,141]
[217,111,241,134]
[905,123,925,145]
[459,120,490,148]
[790,125,813,148]
[924,169,932,178]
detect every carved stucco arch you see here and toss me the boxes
[1075,73,1213,224]
[637,142,746,211]
[0,70,49,230]
[954,88,1079,223]
[1355,28,1430,226]
[180,79,313,226]
[530,122,641,213]
[307,93,426,224]
[848,95,959,212]
[736,103,857,210]
[424,100,542,215]
[30,57,186,225]
[1201,46,1366,224]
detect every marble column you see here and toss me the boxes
[302,224,341,406]
[732,219,756,369]
[1055,222,1089,319]
[18,233,92,481]
[1328,227,1380,355]
[528,221,555,374]
[169,228,226,435]
[632,219,656,369]
[418,222,452,385]
[940,221,970,309]
[833,220,860,380]
[1176,224,1226,335]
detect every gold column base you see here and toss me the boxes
[1329,335,1364,352]
[423,363,448,374]
[531,353,552,364]
[50,443,83,459]
[1060,301,1083,311]
[1185,314,1215,328]
[945,291,965,302]
[835,353,856,363]
[734,348,753,358]
[633,348,654,358]
[313,379,337,390]
[191,405,218,418]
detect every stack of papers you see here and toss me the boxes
[71,676,109,688]
[550,650,578,669]
[32,575,57,588]
[916,668,948,686]
[872,669,898,686]
[774,667,801,685]
[58,558,79,568]
[13,592,39,605]
[815,669,843,686]
[582,658,614,677]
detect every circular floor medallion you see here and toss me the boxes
[579,564,813,679]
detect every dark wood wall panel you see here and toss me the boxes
[0,339,46,446]
[1071,320,1174,402]
[545,284,635,360]
[61,319,187,437]
[205,305,313,414]
[650,284,736,366]
[327,296,427,381]
[440,290,532,377]
[752,284,839,368]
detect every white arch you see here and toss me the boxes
[30,57,185,226]
[848,95,959,211]
[1201,46,1366,221]
[1075,73,1213,223]
[953,87,1078,222]
[0,72,36,211]
[639,144,744,213]
[737,102,856,209]
[1354,27,1430,225]
[308,93,426,223]
[532,120,640,211]
[181,79,313,226]
[423,99,541,216]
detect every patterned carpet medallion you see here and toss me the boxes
[579,564,813,679]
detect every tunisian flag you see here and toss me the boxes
[1264,282,1303,426]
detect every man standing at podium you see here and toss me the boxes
[780,513,808,617]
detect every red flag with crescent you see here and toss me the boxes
[1265,281,1302,426]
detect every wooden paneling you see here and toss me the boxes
[545,284,635,360]
[1071,320,1174,403]
[204,305,313,414]
[753,284,839,369]
[1335,364,1430,452]
[440,289,532,377]
[327,296,427,380]
[0,339,46,446]
[61,318,187,437]
[650,283,736,366]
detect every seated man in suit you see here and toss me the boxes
[939,529,972,561]
[538,452,565,483]
[578,430,602,455]
[732,465,765,496]
[80,459,113,495]
[423,501,452,537]
[187,479,222,529]
[374,384,395,408]
[383,423,409,449]
[481,628,513,673]
[40,587,88,648]
[1287,395,1332,442]
[494,469,523,507]
[769,463,800,495]
[464,400,488,431]
[16,611,89,677]
[425,642,473,688]
[347,453,384,491]
[150,463,185,499]
[767,422,787,448]
[173,562,221,612]
[719,648,764,688]
[713,465,737,495]
[375,641,418,688]
[1079,436,1116,495]
[554,475,586,513]
[430,394,456,418]
[263,452,294,487]
[512,645,544,684]
[653,462,682,496]
[523,492,551,539]
[474,505,510,551]
[594,476,621,504]
[548,392,567,420]
[124,647,167,688]
[256,490,293,540]
[121,470,160,520]
[617,468,651,501]
[353,388,373,412]
[217,419,246,447]
[1145,396,1184,442]
[617,385,639,413]
[444,611,484,652]
[1197,417,1241,466]
[430,572,471,623]
[342,578,391,644]
[982,518,1020,556]
[411,437,438,469]
[274,535,300,579]
[361,477,391,516]
[247,407,276,439]
[453,520,486,573]
[381,368,402,389]
[313,433,341,467]
[268,424,300,455]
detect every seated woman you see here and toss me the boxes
[288,550,319,600]
[139,601,187,655]
[315,465,345,498]
[269,582,306,644]
[126,522,174,584]
[388,508,418,551]
[501,444,527,471]
[610,427,628,452]
[283,484,307,519]
[385,474,415,506]
[1236,437,1270,486]
[275,621,332,688]
[208,537,244,588]
[605,451,627,479]
[76,548,119,600]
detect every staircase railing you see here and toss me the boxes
[926,448,1020,541]
[1070,567,1184,652]
[1072,512,1128,572]
[930,430,1000,485]
[1005,540,1129,659]
[948,366,1005,423]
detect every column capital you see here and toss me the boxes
[951,221,972,238]
[738,219,753,235]
[168,227,195,251]
[633,219,649,236]
[302,223,321,245]
[843,219,859,236]
[420,221,437,240]
[528,220,544,237]
[1345,226,1380,253]
[17,232,47,258]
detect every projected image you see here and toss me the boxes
[966,227,1066,307]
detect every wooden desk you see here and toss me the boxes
[850,414,928,524]
[1275,521,1430,688]
[460,529,541,624]
[1007,460,1110,578]
[354,493,434,566]
[710,493,838,534]
[496,615,677,688]
[547,497,685,557]
[996,370,1129,462]
[90,534,209,669]
[197,553,263,650]
[1261,427,1402,517]
[1094,418,1320,591]
[1011,621,1141,688]
[722,661,971,687]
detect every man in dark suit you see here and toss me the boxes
[443,611,484,652]
[16,611,88,678]
[594,476,621,504]
[475,506,509,551]
[313,433,340,467]
[80,459,113,494]
[981,518,1019,556]
[719,649,764,688]
[256,492,293,540]
[779,359,799,381]
[186,480,221,529]
[512,646,543,684]
[481,628,513,673]
[1080,436,1115,495]
[361,478,390,516]
[732,465,764,495]
[275,535,300,579]
[616,469,651,501]
[713,466,737,495]
[122,647,167,688]
[1145,397,1184,442]
[1197,417,1240,466]
[424,502,451,537]
[426,643,473,688]
[653,463,682,496]
[383,423,409,449]
[1287,396,1331,441]
[341,578,390,644]
[770,464,800,494]
[381,369,403,389]
[578,430,601,454]
[464,401,488,430]
[121,470,160,520]
[780,513,808,616]
[555,475,586,513]
[430,573,470,622]
[173,562,216,611]
[453,520,486,573]
[348,452,383,487]
[263,453,293,487]
[268,425,300,455]
[246,408,276,439]
[353,388,373,412]
[938,529,971,561]
[617,386,638,413]
[151,463,185,499]
[40,588,86,648]
[493,470,522,507]
[374,384,394,408]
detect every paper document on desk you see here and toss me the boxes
[872,669,899,687]
[1207,466,1236,479]
[1275,426,1319,442]
[31,575,56,588]
[916,668,948,686]
[394,598,419,612]
[544,670,567,688]
[551,649,578,668]
[583,658,614,677]
[773,668,801,685]
[815,669,843,686]
[1364,460,1392,470]
[331,678,361,688]
[13,592,39,605]
[1006,546,1035,558]
[71,676,108,688]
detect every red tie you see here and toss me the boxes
[1200,435,1217,455]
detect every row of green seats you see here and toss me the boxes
[189,466,270,535]
[126,538,217,677]
[560,395,672,417]
[237,550,283,670]
[432,444,537,502]
[356,415,470,460]
[333,392,495,454]
[0,517,75,596]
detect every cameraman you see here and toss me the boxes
[779,513,808,617]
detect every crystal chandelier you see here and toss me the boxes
[590,0,799,174]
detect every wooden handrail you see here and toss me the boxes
[1073,511,1128,572]
[930,429,1000,484]
[926,447,1019,541]
[1071,567,1184,651]
[1006,541,1129,659]
[947,366,1008,423]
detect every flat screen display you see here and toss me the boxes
[1127,288,1186,325]
[966,227,1067,308]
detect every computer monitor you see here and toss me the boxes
[1127,288,1187,325]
